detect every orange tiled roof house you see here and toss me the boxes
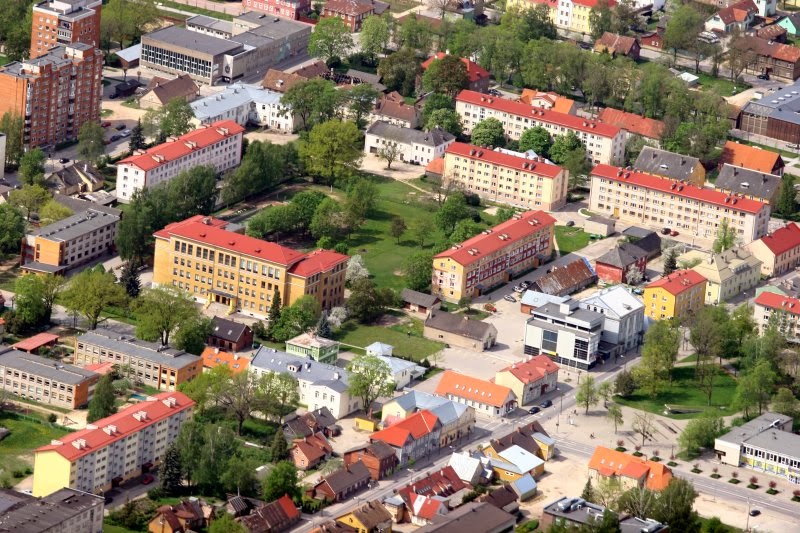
[588,446,673,491]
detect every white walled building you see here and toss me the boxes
[364,121,455,166]
[190,83,298,132]
[115,120,244,202]
[579,286,645,358]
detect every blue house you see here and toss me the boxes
[778,14,800,36]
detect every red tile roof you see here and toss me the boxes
[755,222,800,255]
[370,410,439,447]
[397,466,468,501]
[201,347,250,374]
[457,90,621,138]
[323,0,375,16]
[499,355,559,384]
[519,89,575,114]
[277,494,301,521]
[36,392,194,461]
[754,291,800,316]
[646,269,707,295]
[293,433,333,462]
[421,53,491,84]
[426,157,444,175]
[597,108,665,140]
[594,32,639,56]
[119,121,244,172]
[435,370,515,408]
[588,446,673,491]
[446,142,563,178]
[715,0,757,24]
[408,493,446,520]
[434,210,556,267]
[720,141,784,174]
[12,333,59,352]
[287,249,349,277]
[591,164,767,214]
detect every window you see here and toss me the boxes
[542,329,558,352]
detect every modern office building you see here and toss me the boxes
[190,83,297,132]
[455,90,625,165]
[746,221,800,276]
[431,210,556,302]
[589,164,771,244]
[241,0,312,20]
[115,120,244,202]
[73,329,202,391]
[30,0,102,58]
[32,392,195,497]
[442,143,569,211]
[643,269,707,321]
[0,44,103,148]
[364,121,455,167]
[0,488,104,532]
[152,215,348,317]
[523,299,603,370]
[714,412,800,483]
[753,291,800,341]
[0,346,99,409]
[680,247,762,305]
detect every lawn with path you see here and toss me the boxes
[0,412,70,487]
[333,316,444,362]
[554,226,591,255]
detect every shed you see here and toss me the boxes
[401,288,441,318]
[583,216,615,237]
[112,79,142,98]
[115,43,141,71]
[366,342,393,357]
[510,473,537,501]
[12,333,59,354]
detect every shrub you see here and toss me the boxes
[793,489,800,501]
[769,480,777,489]
[516,519,539,533]
[732,471,739,479]
[617,439,624,448]
[750,476,759,485]
[47,413,57,423]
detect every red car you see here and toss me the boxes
[141,474,154,485]
[670,230,679,237]
[101,121,111,128]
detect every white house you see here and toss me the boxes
[190,83,298,132]
[364,121,455,166]
[578,286,645,359]
[357,344,425,390]
[115,120,244,202]
[249,347,360,419]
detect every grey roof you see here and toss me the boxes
[716,413,798,457]
[595,242,647,269]
[52,195,120,216]
[46,161,104,190]
[0,488,104,531]
[580,286,644,319]
[20,262,65,274]
[520,290,569,309]
[621,227,661,257]
[388,390,470,426]
[530,300,604,332]
[366,121,454,147]
[233,12,311,40]
[543,497,610,525]
[31,209,118,243]
[0,347,97,385]
[620,517,667,533]
[143,25,243,56]
[186,14,233,34]
[191,83,282,122]
[424,311,496,341]
[250,347,349,391]
[318,460,371,493]
[76,329,200,370]
[510,473,537,500]
[741,80,800,126]
[211,316,250,343]
[401,288,440,307]
[634,147,701,181]
[586,215,615,226]
[416,502,516,533]
[715,164,781,201]
[0,46,75,78]
[116,43,141,63]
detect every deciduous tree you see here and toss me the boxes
[60,266,128,329]
[88,374,117,422]
[772,387,799,418]
[426,109,462,137]
[134,286,200,346]
[422,54,469,97]
[631,412,655,448]
[470,118,505,148]
[0,204,25,258]
[309,17,353,62]
[19,147,46,185]
[262,461,300,502]
[299,120,363,185]
[518,127,552,156]
[38,199,73,225]
[390,217,407,244]
[434,192,471,235]
[360,15,390,64]
[576,376,599,414]
[347,353,395,415]
[174,317,214,355]
[378,48,421,97]
[404,251,434,292]
[9,184,49,221]
[651,479,700,533]
[712,218,737,253]
[607,404,623,434]
[77,122,105,165]
[271,295,322,342]
[346,83,379,129]
[678,415,724,457]
[346,278,394,323]
[0,112,24,169]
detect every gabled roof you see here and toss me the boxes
[531,258,597,295]
[721,141,785,174]
[201,347,250,374]
[262,68,312,93]
[446,143,564,178]
[753,222,800,255]
[714,0,757,24]
[408,493,448,520]
[238,494,300,531]
[588,446,673,490]
[210,316,250,343]
[424,311,496,341]
[447,452,483,482]
[435,370,514,408]
[597,108,664,140]
[397,466,468,503]
[580,286,644,318]
[318,461,371,494]
[595,243,647,269]
[498,355,559,385]
[520,290,570,309]
[366,121,454,147]
[754,291,800,315]
[143,74,199,104]
[490,421,549,456]
[370,409,439,447]
[634,147,700,181]
[594,32,639,56]
[293,432,333,462]
[401,288,440,307]
[482,485,518,510]
[343,500,393,528]
[323,0,379,16]
[373,92,420,123]
[519,89,575,114]
[345,440,398,461]
[495,445,544,475]
[645,269,706,295]
[421,53,491,83]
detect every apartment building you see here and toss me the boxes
[21,207,120,274]
[190,83,298,132]
[589,164,770,244]
[364,121,455,166]
[0,488,104,532]
[680,247,762,305]
[152,215,348,317]
[633,147,706,186]
[0,43,103,148]
[507,0,620,34]
[442,142,569,211]
[73,330,202,391]
[32,392,195,497]
[116,120,244,202]
[0,347,99,410]
[494,355,559,406]
[31,0,102,58]
[643,269,707,321]
[241,0,312,20]
[746,222,800,276]
[753,291,800,340]
[455,90,625,165]
[432,210,556,302]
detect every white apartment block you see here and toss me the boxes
[32,392,194,497]
[190,83,298,132]
[455,90,625,165]
[589,164,770,244]
[753,292,800,341]
[115,120,244,202]
[443,142,569,211]
[364,121,455,166]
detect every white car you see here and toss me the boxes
[503,295,517,303]
[120,129,132,138]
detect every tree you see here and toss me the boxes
[347,353,395,415]
[120,262,141,298]
[9,184,50,221]
[174,317,214,355]
[470,118,505,148]
[663,5,704,65]
[598,381,613,408]
[404,251,434,291]
[224,142,300,204]
[60,266,128,329]
[346,83,379,130]
[631,412,655,448]
[395,15,434,53]
[376,142,402,170]
[576,376,599,414]
[426,108,463,137]
[299,120,363,185]
[589,0,615,39]
[143,97,195,141]
[518,127,552,156]
[727,31,758,83]
[0,112,24,169]
[360,15,390,64]
[549,132,584,165]
[390,217,407,244]
[176,420,205,488]
[263,461,300,502]
[614,369,636,397]
[450,219,483,243]
[270,429,290,461]
[309,17,353,62]
[134,286,200,346]
[663,248,678,276]
[345,179,378,224]
[316,311,332,339]
[378,48,421,97]
[607,404,623,434]
[678,415,725,457]
[267,289,282,336]
[435,192,471,235]
[422,94,455,125]
[167,166,219,217]
[100,0,159,49]
[772,387,799,417]
[410,218,435,247]
[38,199,73,225]
[422,55,469,97]
[346,278,394,323]
[635,320,679,396]
[776,174,797,218]
[18,147,46,185]
[13,275,49,331]
[734,358,777,417]
[129,119,146,153]
[87,374,117,422]
[562,148,592,190]
[281,78,343,131]
[271,296,322,343]
[221,455,259,497]
[0,204,25,258]
[651,479,700,533]
[77,122,105,164]
[581,478,596,503]
[159,443,184,496]
[209,512,247,533]
[712,218,737,253]
[196,424,238,491]
[346,255,371,284]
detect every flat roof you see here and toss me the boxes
[31,209,119,243]
[76,329,200,370]
[0,347,97,385]
[143,25,243,57]
[0,488,104,531]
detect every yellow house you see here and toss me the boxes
[505,0,612,34]
[679,248,762,305]
[483,443,545,481]
[335,500,393,533]
[643,269,707,321]
[432,211,555,303]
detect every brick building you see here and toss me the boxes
[241,0,312,20]
[31,0,102,58]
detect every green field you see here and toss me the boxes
[615,366,737,419]
[0,55,9,66]
[102,524,142,533]
[334,316,444,362]
[696,72,750,96]
[554,226,591,254]
[0,412,70,487]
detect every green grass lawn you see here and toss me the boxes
[0,265,21,292]
[334,316,444,362]
[615,365,737,419]
[157,0,233,19]
[102,523,142,533]
[554,226,591,254]
[696,72,750,96]
[0,55,9,66]
[0,412,70,487]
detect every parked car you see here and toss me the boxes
[115,124,126,131]
[58,158,69,164]
[110,134,121,142]
[101,121,111,128]
[141,474,154,485]
[539,399,553,408]
[757,73,769,80]
[503,294,517,302]
[749,509,760,517]
[120,129,131,138]
[670,230,679,237]
[566,220,575,227]
[788,143,800,150]
[632,288,644,295]
[528,406,541,414]
[520,280,530,288]
[513,285,525,293]
[661,227,671,235]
